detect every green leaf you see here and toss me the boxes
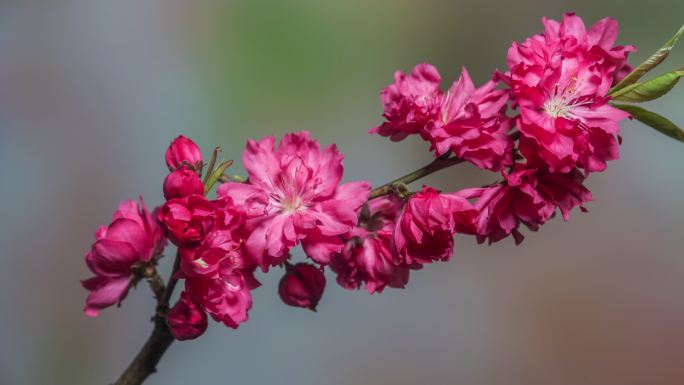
[611,70,684,102]
[610,24,684,94]
[613,104,684,143]
[203,159,234,194]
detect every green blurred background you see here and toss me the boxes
[1,1,684,384]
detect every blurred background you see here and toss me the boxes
[1,1,684,384]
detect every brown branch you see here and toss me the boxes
[369,155,465,199]
[113,251,182,385]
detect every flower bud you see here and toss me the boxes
[278,263,325,311]
[166,135,203,171]
[167,296,208,341]
[163,168,205,200]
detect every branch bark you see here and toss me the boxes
[369,155,464,199]
[113,318,174,385]
[114,252,181,385]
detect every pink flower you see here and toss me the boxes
[217,131,371,270]
[163,168,205,200]
[158,195,216,247]
[536,169,593,221]
[166,135,203,171]
[82,198,166,317]
[177,198,253,279]
[394,187,477,265]
[464,170,554,245]
[511,58,629,173]
[507,14,632,173]
[330,196,409,294]
[370,63,443,141]
[507,13,635,81]
[278,263,326,311]
[465,167,591,244]
[183,270,256,329]
[178,230,247,278]
[167,294,208,341]
[422,68,514,171]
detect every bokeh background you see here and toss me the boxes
[1,1,684,384]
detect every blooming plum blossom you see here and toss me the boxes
[330,196,409,294]
[158,194,216,247]
[394,187,478,265]
[370,63,443,141]
[422,68,514,171]
[82,198,166,316]
[507,13,633,173]
[465,168,592,244]
[182,270,256,329]
[217,131,371,271]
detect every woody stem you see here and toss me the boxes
[113,251,182,385]
[369,155,465,199]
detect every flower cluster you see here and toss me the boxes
[372,13,632,245]
[82,13,650,342]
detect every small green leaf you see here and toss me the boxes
[613,103,684,143]
[204,159,234,194]
[610,24,684,94]
[611,70,684,102]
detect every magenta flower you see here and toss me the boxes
[536,169,593,221]
[507,14,635,79]
[217,131,371,271]
[465,167,592,244]
[278,263,326,311]
[330,196,409,294]
[512,59,629,173]
[370,63,443,141]
[158,194,216,247]
[178,229,247,279]
[82,198,166,317]
[165,135,203,171]
[394,187,477,265]
[183,271,255,329]
[507,14,633,173]
[463,170,554,245]
[422,68,514,171]
[163,168,205,200]
[167,294,208,341]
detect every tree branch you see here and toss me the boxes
[113,251,182,385]
[369,155,464,199]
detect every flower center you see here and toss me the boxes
[543,76,591,119]
[543,96,572,118]
[280,195,304,214]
